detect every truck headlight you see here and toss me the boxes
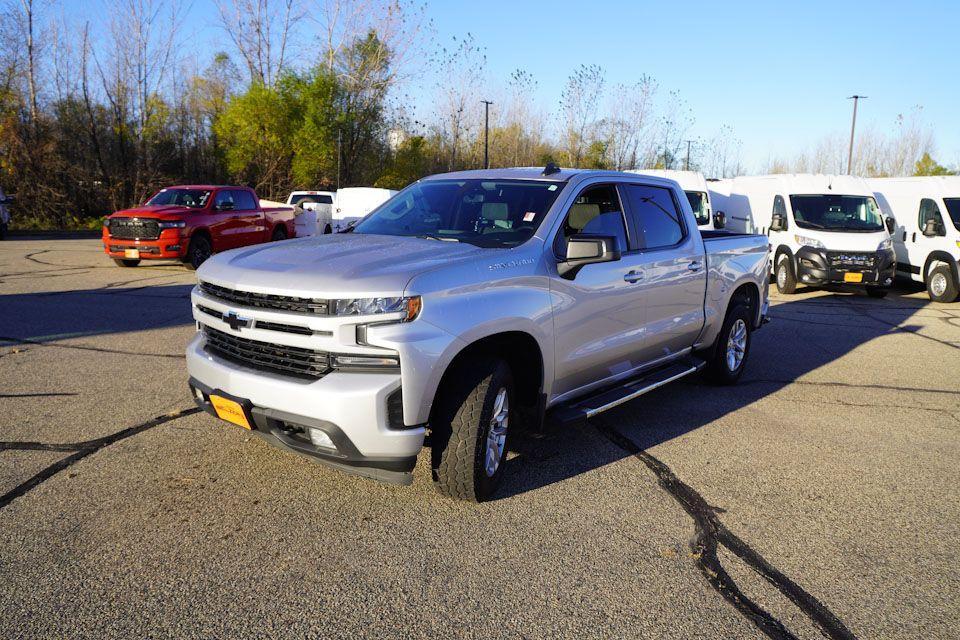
[334,296,421,321]
[877,238,893,251]
[794,235,825,250]
[331,354,400,370]
[158,220,186,229]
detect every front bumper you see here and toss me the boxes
[186,334,424,485]
[102,231,187,259]
[795,247,896,288]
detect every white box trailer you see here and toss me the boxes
[628,170,723,230]
[332,187,397,232]
[709,174,896,296]
[867,176,960,302]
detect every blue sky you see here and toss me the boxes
[105,0,959,171]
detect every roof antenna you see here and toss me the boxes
[542,162,561,176]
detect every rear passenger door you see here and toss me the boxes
[621,182,706,362]
[232,189,265,245]
[549,183,651,398]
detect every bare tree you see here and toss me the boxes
[215,0,300,87]
[431,33,486,170]
[559,64,604,168]
[603,76,657,170]
[700,125,743,178]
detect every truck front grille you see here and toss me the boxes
[200,281,329,315]
[202,326,331,379]
[109,218,160,240]
[827,251,875,270]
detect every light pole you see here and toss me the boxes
[846,95,867,175]
[684,140,694,171]
[481,100,493,169]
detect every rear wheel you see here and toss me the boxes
[775,256,797,294]
[183,235,212,271]
[323,223,332,235]
[112,258,140,267]
[432,358,513,502]
[271,225,288,241]
[704,303,752,385]
[926,264,959,302]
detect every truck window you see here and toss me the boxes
[943,198,960,231]
[685,191,710,226]
[557,184,628,255]
[146,188,211,208]
[232,190,257,210]
[291,194,333,206]
[214,190,235,210]
[622,184,684,250]
[919,198,946,235]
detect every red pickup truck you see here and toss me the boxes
[102,185,296,269]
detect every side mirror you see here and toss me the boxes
[557,234,621,279]
[217,201,234,211]
[884,217,895,234]
[770,213,786,232]
[713,210,726,229]
[922,218,941,237]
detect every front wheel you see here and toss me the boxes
[926,265,959,303]
[704,303,752,385]
[432,358,514,502]
[183,235,212,271]
[775,257,797,294]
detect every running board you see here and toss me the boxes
[550,359,705,427]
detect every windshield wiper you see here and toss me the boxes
[416,234,460,242]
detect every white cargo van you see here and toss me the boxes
[287,190,336,237]
[332,187,397,232]
[868,176,960,302]
[629,170,724,230]
[710,174,896,296]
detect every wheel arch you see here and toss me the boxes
[923,251,959,285]
[729,280,762,328]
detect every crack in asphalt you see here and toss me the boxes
[0,407,201,510]
[741,378,960,396]
[593,419,857,640]
[0,335,185,359]
[837,299,960,352]
[0,392,78,398]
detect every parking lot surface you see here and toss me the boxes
[1,237,958,639]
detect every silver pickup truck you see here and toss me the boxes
[186,167,770,501]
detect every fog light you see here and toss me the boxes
[884,277,892,285]
[308,428,335,449]
[193,387,205,401]
[802,274,811,281]
[168,244,180,251]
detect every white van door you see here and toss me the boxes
[907,198,949,280]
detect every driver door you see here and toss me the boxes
[210,189,240,249]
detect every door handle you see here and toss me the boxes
[687,261,703,272]
[911,232,916,243]
[623,271,644,283]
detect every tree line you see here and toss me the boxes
[0,0,953,229]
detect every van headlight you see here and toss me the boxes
[334,296,421,321]
[877,237,893,251]
[794,235,825,249]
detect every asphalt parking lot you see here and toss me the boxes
[1,237,958,639]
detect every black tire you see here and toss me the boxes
[112,258,140,267]
[926,264,959,303]
[0,222,6,240]
[704,303,752,385]
[431,358,514,502]
[271,225,288,241]
[183,234,212,271]
[775,256,797,294]
[866,288,888,299]
[323,224,332,235]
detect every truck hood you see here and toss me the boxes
[109,205,199,220]
[198,233,488,297]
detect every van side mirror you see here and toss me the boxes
[713,211,726,229]
[884,217,895,234]
[557,235,621,279]
[770,213,786,232]
[923,218,942,237]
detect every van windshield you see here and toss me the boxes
[146,189,210,209]
[788,194,884,232]
[685,191,710,225]
[943,198,960,231]
[353,179,564,248]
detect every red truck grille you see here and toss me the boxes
[109,217,160,240]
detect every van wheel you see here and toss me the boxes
[112,258,140,267]
[704,303,752,385]
[323,224,332,235]
[271,225,288,241]
[775,257,797,294]
[926,265,959,302]
[432,358,513,502]
[183,235,212,271]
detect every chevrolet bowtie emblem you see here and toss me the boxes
[224,310,253,331]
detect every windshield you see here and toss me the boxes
[943,198,960,231]
[788,194,884,232]
[146,189,211,209]
[685,191,710,226]
[353,179,564,248]
[290,194,332,206]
